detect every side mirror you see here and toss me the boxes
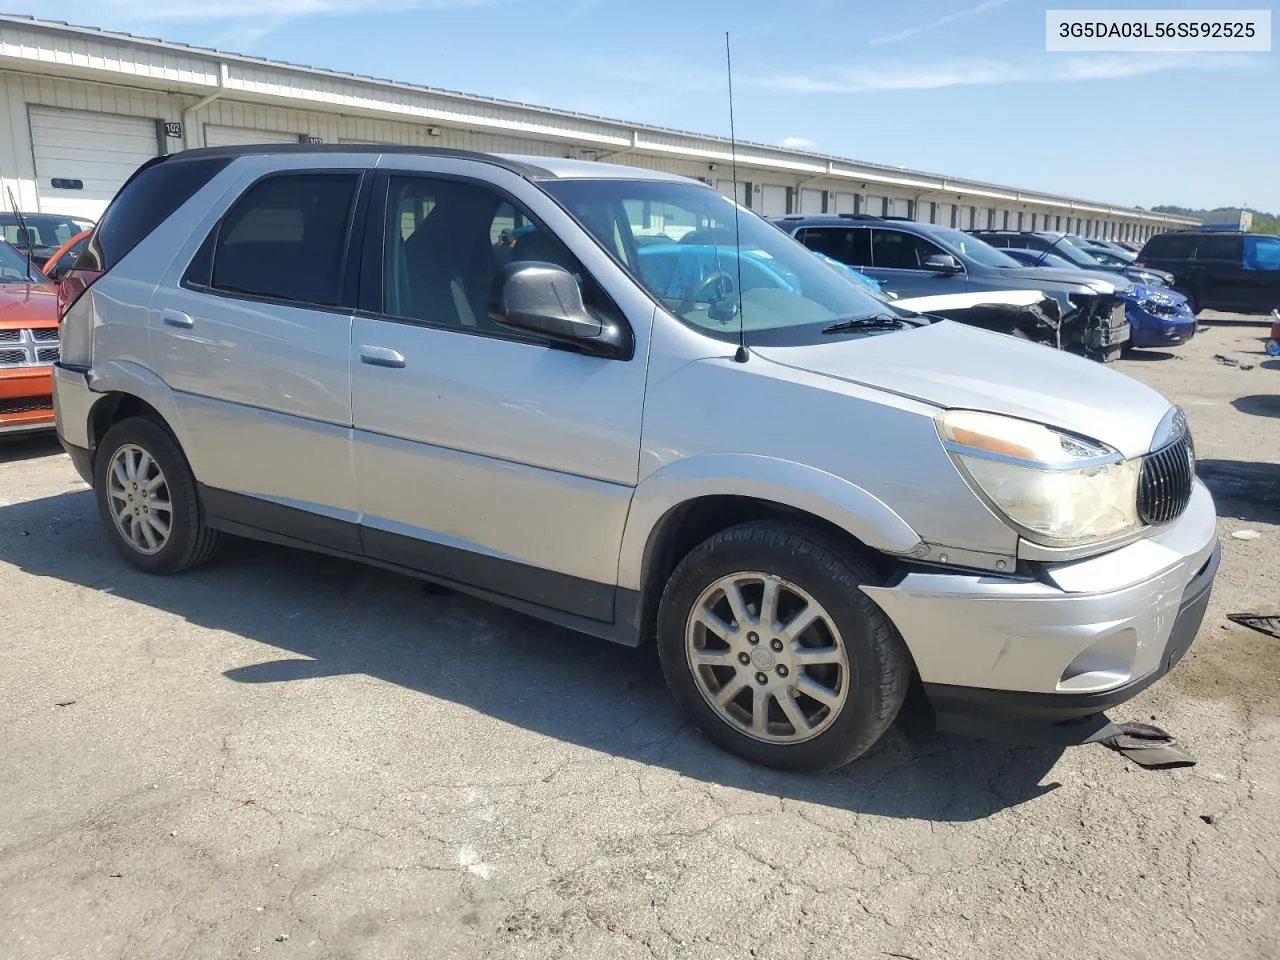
[924,253,962,275]
[490,261,631,358]
[47,262,70,282]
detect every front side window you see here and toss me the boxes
[200,173,358,307]
[379,174,614,338]
[1244,236,1280,271]
[541,178,920,344]
[870,229,944,270]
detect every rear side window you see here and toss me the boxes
[1194,235,1243,262]
[796,227,871,265]
[1140,234,1197,260]
[82,156,231,272]
[188,173,359,308]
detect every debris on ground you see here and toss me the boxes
[1226,614,1280,639]
[1214,354,1255,369]
[1099,723,1196,769]
[1231,529,1262,541]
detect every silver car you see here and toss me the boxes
[52,147,1220,772]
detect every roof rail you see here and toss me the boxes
[837,213,883,221]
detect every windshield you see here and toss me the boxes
[541,178,916,342]
[0,240,47,281]
[1007,248,1078,271]
[924,226,1022,268]
[0,214,88,252]
[1045,239,1103,267]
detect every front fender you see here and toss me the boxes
[617,454,923,590]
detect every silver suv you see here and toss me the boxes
[52,146,1220,772]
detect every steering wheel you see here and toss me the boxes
[679,270,735,313]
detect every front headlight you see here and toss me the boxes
[937,410,1140,546]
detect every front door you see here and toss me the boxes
[349,171,646,621]
[149,165,365,551]
[1241,235,1280,313]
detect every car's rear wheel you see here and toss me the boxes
[94,417,221,574]
[656,522,911,772]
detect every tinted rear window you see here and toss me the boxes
[83,156,232,272]
[1194,235,1243,261]
[1139,234,1197,260]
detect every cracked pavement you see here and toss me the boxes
[2,315,1278,959]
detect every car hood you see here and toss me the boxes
[0,282,60,328]
[983,265,1118,293]
[752,319,1172,458]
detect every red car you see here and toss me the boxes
[41,228,92,282]
[0,239,60,436]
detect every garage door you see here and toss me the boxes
[759,185,788,216]
[28,106,158,220]
[833,192,856,215]
[715,180,747,206]
[799,189,823,213]
[204,125,297,147]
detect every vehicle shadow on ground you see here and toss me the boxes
[0,434,62,465]
[1198,459,1280,525]
[1231,395,1280,420]
[0,489,1066,823]
[1122,349,1177,362]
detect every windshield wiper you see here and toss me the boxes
[821,313,909,335]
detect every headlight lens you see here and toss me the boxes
[937,410,1140,546]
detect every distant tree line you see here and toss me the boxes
[1147,205,1279,234]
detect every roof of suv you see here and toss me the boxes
[156,143,697,184]
[770,214,953,234]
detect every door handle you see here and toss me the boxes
[359,345,407,369]
[162,310,194,329]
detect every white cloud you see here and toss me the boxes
[778,136,816,149]
[868,0,1015,47]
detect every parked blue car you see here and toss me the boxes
[999,247,1196,348]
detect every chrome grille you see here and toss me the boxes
[1139,436,1194,525]
[0,329,59,368]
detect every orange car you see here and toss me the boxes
[0,238,60,436]
[41,228,91,282]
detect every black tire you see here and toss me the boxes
[655,521,911,773]
[94,416,221,574]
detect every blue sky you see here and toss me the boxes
[24,0,1278,212]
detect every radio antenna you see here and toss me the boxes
[726,32,748,363]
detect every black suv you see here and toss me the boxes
[1135,231,1280,315]
[772,214,1130,359]
[971,230,1175,288]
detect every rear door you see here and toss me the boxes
[149,158,366,550]
[1241,235,1280,313]
[1190,234,1245,311]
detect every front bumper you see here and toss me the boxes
[0,365,55,436]
[51,362,96,481]
[863,481,1219,745]
[1127,308,1197,348]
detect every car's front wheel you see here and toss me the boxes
[656,522,911,772]
[94,417,221,574]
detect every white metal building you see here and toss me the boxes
[0,16,1198,240]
